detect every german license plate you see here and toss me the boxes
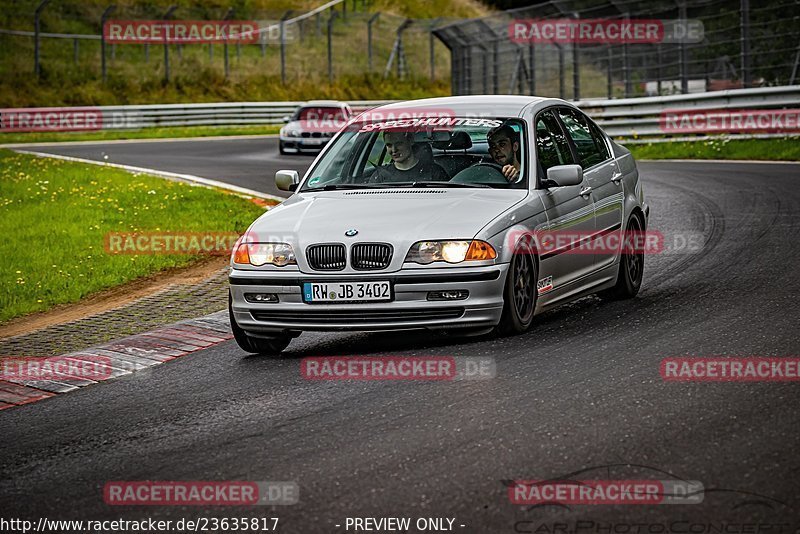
[303,281,391,303]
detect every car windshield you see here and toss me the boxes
[295,107,346,121]
[299,116,527,191]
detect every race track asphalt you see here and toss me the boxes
[2,138,799,532]
[23,137,312,198]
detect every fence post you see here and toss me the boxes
[73,38,79,64]
[606,47,612,98]
[223,8,234,79]
[280,10,293,85]
[101,4,116,83]
[554,43,564,99]
[791,44,800,85]
[34,0,52,78]
[429,18,441,81]
[368,13,380,72]
[145,44,149,62]
[622,12,631,98]
[740,0,751,87]
[679,1,688,94]
[162,5,178,83]
[656,44,662,95]
[572,13,580,100]
[528,43,535,95]
[492,40,499,94]
[327,11,339,82]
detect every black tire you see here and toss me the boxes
[229,293,291,356]
[496,241,537,335]
[279,142,287,155]
[603,214,645,300]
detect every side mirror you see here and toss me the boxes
[545,164,583,187]
[282,116,291,123]
[275,170,300,192]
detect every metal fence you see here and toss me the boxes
[0,0,454,86]
[434,0,800,100]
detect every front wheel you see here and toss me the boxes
[229,293,291,356]
[496,242,537,335]
[279,142,288,155]
[603,214,644,300]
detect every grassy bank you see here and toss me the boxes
[0,149,265,323]
[627,137,800,161]
[0,124,281,145]
[0,0,484,108]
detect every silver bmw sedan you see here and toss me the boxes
[229,96,649,355]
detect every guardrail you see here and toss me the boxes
[578,85,800,138]
[2,86,798,139]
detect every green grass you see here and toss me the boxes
[0,124,281,145]
[0,149,265,323]
[626,137,800,161]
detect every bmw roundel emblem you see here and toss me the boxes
[345,229,358,237]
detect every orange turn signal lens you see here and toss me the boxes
[465,240,497,261]
[232,243,251,264]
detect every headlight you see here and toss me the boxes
[405,240,497,264]
[232,242,296,267]
[289,129,301,137]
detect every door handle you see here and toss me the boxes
[579,186,592,198]
[611,172,623,184]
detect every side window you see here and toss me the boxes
[557,108,609,169]
[535,111,575,175]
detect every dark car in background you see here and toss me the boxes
[279,100,352,155]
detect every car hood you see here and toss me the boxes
[245,189,528,272]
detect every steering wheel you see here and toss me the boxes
[451,162,509,184]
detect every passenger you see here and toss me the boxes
[487,124,521,181]
[369,131,449,183]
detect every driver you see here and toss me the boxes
[487,124,521,181]
[369,131,449,183]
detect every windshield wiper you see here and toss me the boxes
[304,183,384,191]
[410,181,489,188]
[366,181,488,189]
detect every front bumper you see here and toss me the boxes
[229,265,508,333]
[279,136,332,152]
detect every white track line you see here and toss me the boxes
[637,158,800,165]
[14,149,287,203]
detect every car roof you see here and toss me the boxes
[369,95,562,117]
[302,100,348,107]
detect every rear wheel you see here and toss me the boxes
[603,214,644,300]
[496,241,537,335]
[229,293,291,356]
